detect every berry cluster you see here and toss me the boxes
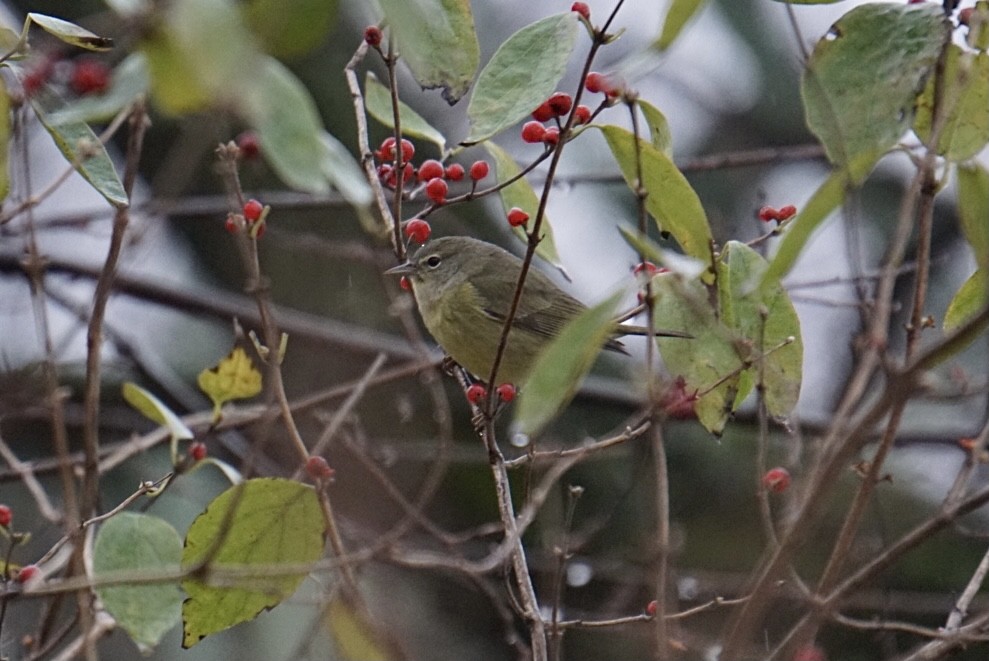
[464,383,517,405]
[521,90,592,146]
[373,137,490,206]
[21,55,111,98]
[757,204,798,223]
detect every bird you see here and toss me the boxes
[386,235,690,385]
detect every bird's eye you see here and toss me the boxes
[425,255,441,268]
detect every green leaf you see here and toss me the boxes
[379,0,479,104]
[768,0,845,3]
[598,125,713,266]
[718,241,803,416]
[0,77,10,204]
[93,513,183,652]
[763,168,849,285]
[637,99,673,156]
[181,478,325,648]
[364,72,446,151]
[244,56,330,195]
[327,597,397,661]
[243,0,336,58]
[944,269,987,332]
[801,3,949,182]
[516,292,624,437]
[654,0,707,51]
[31,93,128,208]
[140,0,259,115]
[46,53,151,126]
[914,47,989,161]
[957,163,989,272]
[653,276,744,435]
[318,131,373,207]
[465,13,578,144]
[122,382,194,441]
[618,226,708,279]
[25,13,113,50]
[484,141,565,274]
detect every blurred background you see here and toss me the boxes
[0,0,987,659]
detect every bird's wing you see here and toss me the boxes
[478,269,590,339]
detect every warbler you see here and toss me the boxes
[386,236,690,385]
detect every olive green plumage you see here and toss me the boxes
[388,236,686,385]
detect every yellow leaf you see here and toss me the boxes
[197,347,262,419]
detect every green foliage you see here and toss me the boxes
[364,72,445,151]
[914,47,989,161]
[22,12,113,51]
[30,91,128,208]
[957,163,989,271]
[801,3,949,182]
[93,513,183,652]
[484,141,564,273]
[516,292,624,437]
[244,0,337,58]
[465,13,578,143]
[122,382,194,442]
[637,99,673,156]
[652,243,803,434]
[599,125,713,268]
[196,347,263,421]
[654,0,708,51]
[378,0,479,104]
[181,478,325,647]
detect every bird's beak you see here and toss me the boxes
[384,261,415,276]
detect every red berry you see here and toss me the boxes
[70,59,110,95]
[532,101,555,122]
[16,565,39,583]
[224,214,240,234]
[633,261,659,276]
[305,455,335,480]
[364,25,383,47]
[507,207,530,227]
[496,383,516,403]
[243,199,264,222]
[585,72,606,94]
[425,177,448,204]
[401,162,414,184]
[378,137,396,160]
[959,8,973,25]
[571,2,591,20]
[445,163,465,181]
[236,131,261,159]
[547,92,572,117]
[574,104,592,125]
[777,205,797,221]
[418,159,444,182]
[645,600,658,616]
[758,206,779,222]
[466,384,487,405]
[399,275,412,291]
[542,127,560,146]
[763,467,791,493]
[404,218,431,244]
[521,121,547,143]
[0,505,11,527]
[189,442,207,462]
[469,160,490,181]
[400,139,415,163]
